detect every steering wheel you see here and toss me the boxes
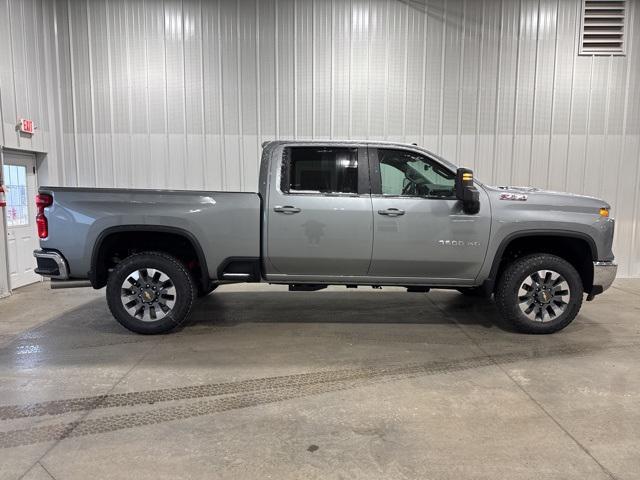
[403,181,430,196]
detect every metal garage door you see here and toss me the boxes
[3,151,40,289]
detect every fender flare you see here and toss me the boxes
[89,225,210,290]
[485,229,598,290]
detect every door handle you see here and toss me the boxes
[378,208,405,217]
[274,205,301,214]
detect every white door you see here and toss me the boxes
[3,151,40,289]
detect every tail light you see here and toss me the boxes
[36,194,53,239]
[0,185,6,207]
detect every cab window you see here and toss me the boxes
[283,147,358,194]
[378,149,455,198]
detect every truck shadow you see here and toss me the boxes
[189,290,513,332]
[0,289,616,370]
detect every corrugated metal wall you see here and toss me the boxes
[0,0,640,276]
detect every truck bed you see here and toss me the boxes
[39,186,261,280]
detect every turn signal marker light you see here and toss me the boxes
[599,207,609,218]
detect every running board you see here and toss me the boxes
[50,279,92,289]
[289,284,327,292]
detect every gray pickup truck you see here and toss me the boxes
[33,141,616,335]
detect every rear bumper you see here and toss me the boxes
[33,250,69,280]
[588,260,617,299]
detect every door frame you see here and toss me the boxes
[263,142,374,280]
[366,146,491,282]
[0,146,41,296]
[0,147,10,297]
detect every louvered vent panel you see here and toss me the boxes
[580,0,626,54]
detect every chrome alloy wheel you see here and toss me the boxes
[517,270,570,322]
[120,268,177,322]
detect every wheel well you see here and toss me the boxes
[492,235,594,292]
[91,229,208,291]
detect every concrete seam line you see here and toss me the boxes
[36,462,57,480]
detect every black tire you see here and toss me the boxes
[106,251,196,334]
[495,254,583,334]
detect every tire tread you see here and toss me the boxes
[106,251,195,334]
[495,254,583,334]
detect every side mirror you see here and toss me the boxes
[455,168,480,214]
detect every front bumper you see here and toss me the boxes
[588,260,617,299]
[33,249,69,280]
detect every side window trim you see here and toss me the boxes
[367,147,382,195]
[279,145,371,197]
[356,146,371,195]
[368,146,457,200]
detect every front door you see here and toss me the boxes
[368,147,490,282]
[265,145,373,277]
[3,151,41,289]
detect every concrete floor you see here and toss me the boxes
[0,280,639,480]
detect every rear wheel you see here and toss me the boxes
[495,254,583,334]
[106,252,196,334]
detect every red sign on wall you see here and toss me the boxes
[19,119,34,135]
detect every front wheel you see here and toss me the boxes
[106,252,196,334]
[495,254,583,334]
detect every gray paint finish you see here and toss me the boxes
[0,0,639,275]
[264,143,375,277]
[369,192,491,280]
[262,141,615,287]
[38,141,615,293]
[39,187,261,280]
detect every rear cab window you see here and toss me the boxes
[282,147,360,194]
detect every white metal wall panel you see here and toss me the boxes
[332,0,350,138]
[69,0,96,187]
[202,0,224,189]
[404,4,425,142]
[129,0,152,189]
[476,0,500,181]
[385,0,407,141]
[238,0,260,188]
[295,1,313,139]
[529,0,556,189]
[350,0,369,139]
[459,0,481,172]
[1,0,640,276]
[367,0,388,138]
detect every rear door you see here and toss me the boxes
[368,147,490,282]
[3,151,41,289]
[265,145,373,277]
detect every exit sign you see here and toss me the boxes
[19,119,34,135]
